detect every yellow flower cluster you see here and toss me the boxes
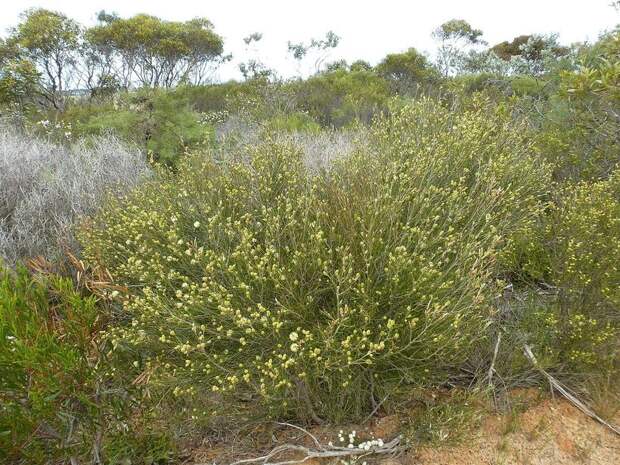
[80,99,550,422]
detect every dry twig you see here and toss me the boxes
[523,344,620,436]
[206,426,405,465]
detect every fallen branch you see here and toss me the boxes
[220,428,405,465]
[523,344,620,436]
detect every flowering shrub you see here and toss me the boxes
[80,99,549,423]
[535,170,620,372]
[551,170,620,311]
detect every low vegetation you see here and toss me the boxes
[0,127,151,264]
[0,6,618,465]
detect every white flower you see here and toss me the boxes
[290,343,299,352]
[194,221,201,228]
[110,290,120,298]
[289,331,299,341]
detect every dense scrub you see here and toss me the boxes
[1,9,619,464]
[0,128,150,264]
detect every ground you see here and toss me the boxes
[412,399,619,465]
[186,393,620,465]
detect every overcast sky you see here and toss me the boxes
[1,1,618,81]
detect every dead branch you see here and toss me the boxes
[487,332,502,388]
[523,344,620,436]
[215,429,405,465]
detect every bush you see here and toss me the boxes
[0,127,150,264]
[535,29,619,182]
[495,169,619,381]
[0,267,102,463]
[547,169,620,373]
[550,170,620,318]
[265,112,321,134]
[61,89,214,165]
[80,98,549,425]
[290,69,392,127]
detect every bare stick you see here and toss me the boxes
[213,431,405,465]
[275,422,322,449]
[488,332,502,388]
[523,344,620,436]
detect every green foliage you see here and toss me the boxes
[10,8,81,107]
[1,5,619,455]
[79,98,548,425]
[62,89,213,164]
[491,35,569,62]
[0,55,40,108]
[12,9,80,58]
[535,29,619,182]
[550,170,620,313]
[265,112,321,133]
[287,31,340,74]
[85,14,224,88]
[375,48,439,94]
[104,428,177,465]
[291,68,392,126]
[432,19,484,45]
[498,170,619,379]
[0,267,101,463]
[405,391,481,445]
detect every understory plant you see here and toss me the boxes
[0,267,103,463]
[546,169,620,372]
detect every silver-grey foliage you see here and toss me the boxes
[214,115,362,171]
[280,130,361,171]
[0,127,151,264]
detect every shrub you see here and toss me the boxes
[290,68,392,127]
[0,266,102,463]
[535,29,619,182]
[492,167,618,387]
[0,127,150,264]
[550,170,620,317]
[375,47,440,95]
[495,170,619,381]
[65,90,214,165]
[80,98,549,425]
[265,112,321,134]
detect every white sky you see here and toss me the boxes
[1,1,618,81]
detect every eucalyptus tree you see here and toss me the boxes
[0,38,41,109]
[432,19,485,76]
[85,14,224,88]
[287,31,341,76]
[239,32,274,81]
[9,8,81,108]
[375,47,439,93]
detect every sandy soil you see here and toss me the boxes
[410,399,620,465]
[188,396,620,465]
